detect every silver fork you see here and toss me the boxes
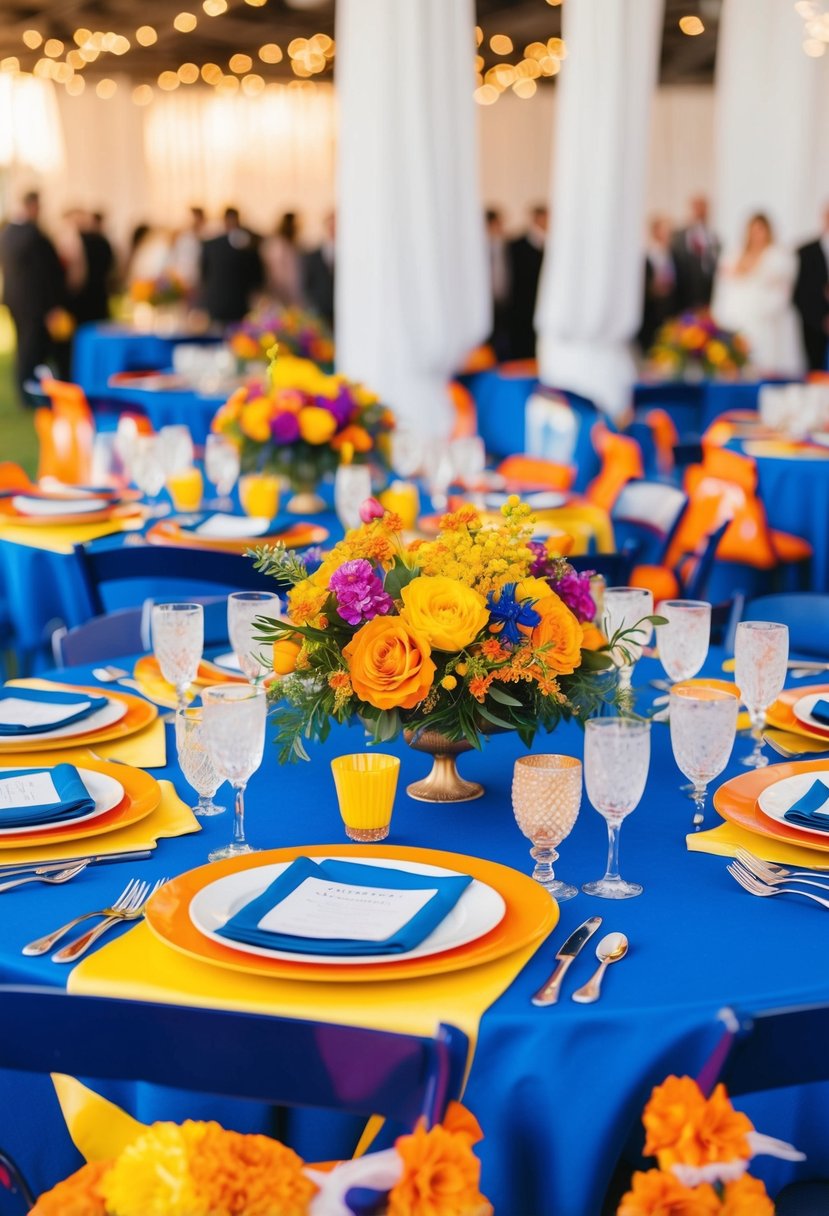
[0,862,88,895]
[51,877,167,964]
[727,861,829,909]
[23,877,144,956]
[735,849,829,891]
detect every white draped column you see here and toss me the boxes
[715,0,829,252]
[335,0,489,439]
[535,0,664,421]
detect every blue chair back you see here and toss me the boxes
[569,551,636,585]
[611,479,688,566]
[52,596,230,667]
[741,594,829,660]
[698,1003,829,1099]
[683,519,730,600]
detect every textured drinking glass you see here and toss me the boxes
[334,464,372,532]
[158,425,195,476]
[670,686,738,829]
[151,603,203,715]
[583,718,650,899]
[204,433,241,509]
[202,684,267,860]
[130,435,166,515]
[174,707,225,817]
[603,587,654,703]
[331,753,400,841]
[227,591,281,683]
[512,754,582,901]
[734,621,789,769]
[239,473,280,519]
[656,600,711,684]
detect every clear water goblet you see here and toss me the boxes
[151,602,204,719]
[227,591,281,684]
[670,685,738,830]
[334,463,372,532]
[512,754,582,901]
[158,425,195,477]
[582,718,650,899]
[175,707,225,817]
[734,621,789,769]
[131,435,167,516]
[202,684,267,861]
[653,599,711,725]
[205,433,241,510]
[603,587,654,705]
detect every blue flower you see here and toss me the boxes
[486,583,540,646]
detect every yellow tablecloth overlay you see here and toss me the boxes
[0,515,144,554]
[687,820,829,869]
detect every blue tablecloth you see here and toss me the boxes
[99,384,226,445]
[72,324,222,400]
[1,653,828,1214]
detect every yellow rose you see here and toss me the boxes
[298,406,338,445]
[343,616,435,711]
[240,397,273,443]
[400,576,489,652]
[269,354,335,397]
[515,576,551,605]
[527,593,584,675]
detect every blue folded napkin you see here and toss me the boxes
[783,779,829,830]
[0,687,108,737]
[0,764,95,828]
[217,856,473,957]
[809,700,829,727]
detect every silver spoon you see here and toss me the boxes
[571,932,628,1004]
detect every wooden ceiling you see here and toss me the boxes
[0,0,721,86]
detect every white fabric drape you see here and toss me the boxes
[335,0,489,439]
[715,0,829,253]
[534,0,664,420]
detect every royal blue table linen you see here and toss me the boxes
[783,779,829,829]
[0,764,95,827]
[0,687,107,736]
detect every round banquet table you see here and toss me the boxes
[72,323,223,400]
[99,382,226,446]
[1,651,829,1214]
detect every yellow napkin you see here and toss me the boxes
[0,779,198,865]
[0,515,144,555]
[763,728,829,756]
[129,669,192,711]
[687,820,829,869]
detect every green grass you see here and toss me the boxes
[0,308,38,478]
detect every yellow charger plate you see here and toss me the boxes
[0,683,157,755]
[134,655,247,689]
[0,756,159,848]
[766,684,829,743]
[713,759,829,854]
[145,518,328,554]
[146,843,558,983]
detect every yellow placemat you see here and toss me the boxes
[0,516,144,554]
[687,820,829,869]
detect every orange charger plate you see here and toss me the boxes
[766,684,829,742]
[134,655,247,688]
[0,684,157,755]
[0,756,159,847]
[146,843,559,983]
[145,519,328,554]
[713,759,829,853]
[0,500,143,528]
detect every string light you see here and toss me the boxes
[173,12,198,33]
[259,43,282,63]
[203,0,228,12]
[22,30,42,50]
[241,72,265,95]
[136,26,158,47]
[513,78,537,98]
[474,26,483,47]
[679,15,705,35]
[132,83,154,104]
[1,56,20,72]
[244,0,268,7]
[65,75,85,95]
[157,70,179,90]
[96,78,117,98]
[489,34,513,55]
[201,62,222,83]
[474,84,499,105]
[33,58,53,78]
[44,38,64,58]
[53,62,73,83]
[177,62,199,82]
[229,52,253,73]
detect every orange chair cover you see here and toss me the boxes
[643,408,678,477]
[0,463,33,492]
[448,381,478,440]
[496,455,576,492]
[37,379,95,485]
[585,424,644,512]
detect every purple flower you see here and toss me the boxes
[528,540,556,579]
[323,386,356,430]
[271,412,301,444]
[329,559,393,626]
[552,571,596,623]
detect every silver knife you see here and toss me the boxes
[531,916,602,1007]
[0,850,154,881]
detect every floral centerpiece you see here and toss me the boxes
[251,497,618,802]
[647,311,750,381]
[211,352,394,512]
[129,272,187,309]
[229,306,334,368]
[617,1074,803,1215]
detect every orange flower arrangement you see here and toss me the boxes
[343,615,437,711]
[618,1169,720,1216]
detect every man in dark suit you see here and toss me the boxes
[638,215,679,351]
[0,190,65,402]
[200,207,263,324]
[71,210,115,323]
[671,195,720,311]
[302,211,335,328]
[507,204,548,359]
[793,206,829,371]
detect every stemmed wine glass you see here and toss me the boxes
[653,599,711,723]
[734,621,789,769]
[175,707,225,817]
[151,603,204,720]
[205,434,241,510]
[603,587,654,705]
[227,591,281,684]
[202,684,267,861]
[130,435,167,517]
[670,686,738,830]
[582,718,650,899]
[512,754,582,902]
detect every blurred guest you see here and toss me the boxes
[0,190,65,401]
[793,204,829,371]
[508,204,548,359]
[485,207,510,359]
[638,216,678,351]
[262,211,304,307]
[302,212,335,327]
[73,210,114,322]
[170,206,206,297]
[712,213,804,375]
[200,207,263,324]
[125,223,172,287]
[672,195,720,310]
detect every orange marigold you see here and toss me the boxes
[720,1174,774,1216]
[480,638,509,662]
[30,1160,111,1216]
[288,581,329,627]
[439,505,482,532]
[468,675,491,702]
[644,1078,753,1171]
[617,1169,720,1216]
[388,1120,492,1216]
[184,1122,316,1216]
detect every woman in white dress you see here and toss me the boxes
[711,213,805,375]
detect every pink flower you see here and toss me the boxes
[359,497,385,524]
[329,559,393,626]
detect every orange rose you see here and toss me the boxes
[644,1077,752,1171]
[721,1175,774,1216]
[388,1121,492,1216]
[526,593,584,675]
[343,616,435,711]
[580,622,606,651]
[331,424,373,453]
[272,638,302,675]
[617,1170,719,1216]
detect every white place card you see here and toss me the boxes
[257,876,439,942]
[195,514,271,539]
[0,697,91,728]
[0,771,60,809]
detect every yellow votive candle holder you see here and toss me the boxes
[330,752,400,842]
[380,481,419,531]
[167,466,203,512]
[240,473,280,518]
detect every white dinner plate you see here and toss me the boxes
[10,495,110,518]
[757,770,829,835]
[212,652,243,673]
[193,514,272,540]
[189,856,507,966]
[792,693,829,733]
[0,697,127,744]
[0,767,125,836]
